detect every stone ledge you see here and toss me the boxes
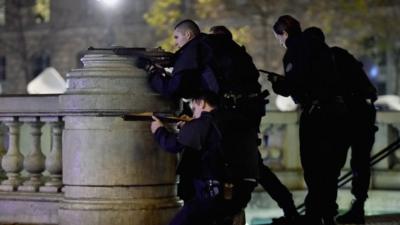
[0,192,62,225]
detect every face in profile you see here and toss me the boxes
[173,29,190,49]
[273,31,287,49]
[189,99,204,119]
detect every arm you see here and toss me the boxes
[275,36,312,101]
[151,116,184,153]
[269,75,291,97]
[153,127,184,153]
[149,69,202,98]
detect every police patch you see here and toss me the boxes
[285,63,293,73]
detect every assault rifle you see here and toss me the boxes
[88,46,175,67]
[122,112,192,123]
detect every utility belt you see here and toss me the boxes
[312,96,345,105]
[194,179,256,200]
[221,90,269,109]
[344,93,376,105]
[301,96,346,114]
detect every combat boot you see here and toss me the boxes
[336,200,365,224]
[323,216,337,225]
[267,214,301,225]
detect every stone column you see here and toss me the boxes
[58,49,179,225]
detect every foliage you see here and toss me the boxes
[33,0,50,23]
[143,0,251,51]
[143,0,182,51]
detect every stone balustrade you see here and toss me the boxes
[259,111,400,190]
[0,95,63,194]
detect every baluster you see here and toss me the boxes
[0,122,6,176]
[0,118,24,191]
[41,119,63,192]
[19,118,45,192]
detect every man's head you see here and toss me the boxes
[209,25,233,39]
[189,91,219,118]
[303,26,325,42]
[272,15,301,48]
[174,19,201,48]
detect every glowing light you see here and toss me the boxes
[369,65,379,78]
[97,0,120,7]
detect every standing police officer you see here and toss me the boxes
[210,25,299,224]
[303,27,378,225]
[269,15,349,225]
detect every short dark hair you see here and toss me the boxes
[273,15,302,36]
[174,19,200,36]
[303,26,325,42]
[192,91,219,108]
[209,25,233,39]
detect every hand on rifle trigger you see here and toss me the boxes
[176,114,191,129]
[150,116,164,134]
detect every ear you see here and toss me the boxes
[283,31,289,39]
[185,30,193,40]
[200,100,207,109]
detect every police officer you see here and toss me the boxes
[269,15,350,225]
[138,19,267,126]
[210,25,299,224]
[139,19,267,224]
[304,27,378,224]
[144,19,217,99]
[150,91,257,225]
[138,18,266,189]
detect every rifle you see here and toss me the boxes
[122,112,192,123]
[88,46,175,67]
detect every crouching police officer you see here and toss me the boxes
[150,91,258,225]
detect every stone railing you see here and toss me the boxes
[0,95,63,192]
[259,111,400,190]
[0,95,63,224]
[0,116,63,193]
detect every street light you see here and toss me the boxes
[96,0,120,8]
[96,0,121,46]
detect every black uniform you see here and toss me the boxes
[153,111,257,225]
[149,33,217,99]
[270,32,349,222]
[149,33,266,123]
[332,46,377,202]
[148,33,298,219]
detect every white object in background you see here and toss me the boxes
[275,95,297,111]
[27,67,66,94]
[375,95,400,111]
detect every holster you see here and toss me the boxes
[194,179,221,200]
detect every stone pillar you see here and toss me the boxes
[58,50,179,225]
